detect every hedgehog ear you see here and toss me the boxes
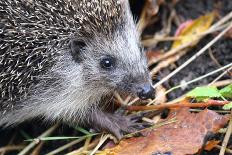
[70,39,86,62]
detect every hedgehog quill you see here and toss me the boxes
[0,0,154,139]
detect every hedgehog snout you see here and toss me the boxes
[136,83,154,100]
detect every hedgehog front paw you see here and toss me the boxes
[89,110,148,140]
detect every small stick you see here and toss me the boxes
[18,124,59,155]
[126,100,230,111]
[219,111,232,155]
[216,145,232,154]
[89,134,111,155]
[209,66,232,85]
[66,138,100,155]
[31,142,44,155]
[46,137,86,155]
[0,145,25,153]
[152,22,232,90]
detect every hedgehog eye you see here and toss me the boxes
[100,56,115,70]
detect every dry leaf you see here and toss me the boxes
[146,49,163,62]
[204,140,220,151]
[99,108,229,155]
[172,12,215,49]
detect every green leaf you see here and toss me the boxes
[186,86,222,99]
[223,102,232,110]
[73,126,92,135]
[219,84,232,99]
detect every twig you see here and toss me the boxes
[190,109,231,114]
[148,41,191,66]
[89,134,111,155]
[143,22,228,48]
[46,137,86,155]
[152,21,232,90]
[210,79,232,87]
[0,145,25,153]
[66,138,100,155]
[165,63,232,94]
[147,17,230,66]
[83,137,92,153]
[209,66,232,85]
[124,118,177,138]
[208,48,221,67]
[219,110,232,155]
[149,63,232,105]
[151,49,187,76]
[18,124,59,155]
[216,145,232,154]
[210,11,232,29]
[127,99,230,111]
[31,142,44,155]
[114,92,124,105]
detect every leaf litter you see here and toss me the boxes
[98,108,229,155]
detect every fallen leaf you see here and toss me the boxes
[204,140,220,151]
[172,12,215,49]
[186,86,222,101]
[99,108,229,155]
[174,20,193,36]
[223,102,232,110]
[219,84,232,99]
[146,49,163,62]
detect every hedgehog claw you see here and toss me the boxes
[89,110,147,140]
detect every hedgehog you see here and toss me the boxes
[0,0,154,139]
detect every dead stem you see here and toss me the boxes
[216,145,232,154]
[66,138,100,155]
[31,142,44,155]
[152,21,232,90]
[209,66,232,85]
[127,99,230,111]
[18,124,59,155]
[46,137,86,155]
[0,145,25,153]
[219,110,232,155]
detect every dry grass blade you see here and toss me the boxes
[148,63,232,105]
[0,145,25,153]
[152,21,232,90]
[216,145,232,154]
[89,134,111,155]
[150,49,187,76]
[31,142,44,155]
[219,111,232,155]
[209,66,232,85]
[46,137,86,155]
[18,124,59,155]
[66,138,100,155]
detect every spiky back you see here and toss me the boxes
[0,0,123,106]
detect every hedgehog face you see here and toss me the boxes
[69,0,154,100]
[70,30,154,100]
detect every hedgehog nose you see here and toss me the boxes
[137,83,154,100]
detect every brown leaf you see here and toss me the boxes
[99,108,229,155]
[204,140,220,151]
[146,49,163,62]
